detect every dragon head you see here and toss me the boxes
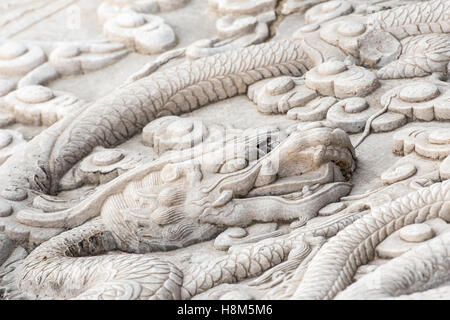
[102,125,356,253]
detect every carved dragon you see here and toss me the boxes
[15,193,365,301]
[1,0,450,300]
[0,39,312,204]
[287,2,450,298]
[15,125,355,299]
[1,0,448,217]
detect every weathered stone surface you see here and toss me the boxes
[0,0,449,301]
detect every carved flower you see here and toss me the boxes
[248,76,318,114]
[393,127,450,160]
[0,39,128,88]
[142,116,212,154]
[49,42,128,76]
[376,220,450,259]
[0,41,46,77]
[287,96,336,121]
[318,17,368,57]
[381,81,450,121]
[325,97,375,133]
[2,85,85,126]
[316,13,403,68]
[186,10,275,59]
[216,15,258,38]
[186,0,275,60]
[247,61,392,133]
[79,148,145,184]
[324,96,406,134]
[142,115,281,174]
[103,11,176,54]
[215,10,275,38]
[305,60,378,99]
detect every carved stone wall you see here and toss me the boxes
[0,0,449,300]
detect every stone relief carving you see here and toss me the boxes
[0,0,449,300]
